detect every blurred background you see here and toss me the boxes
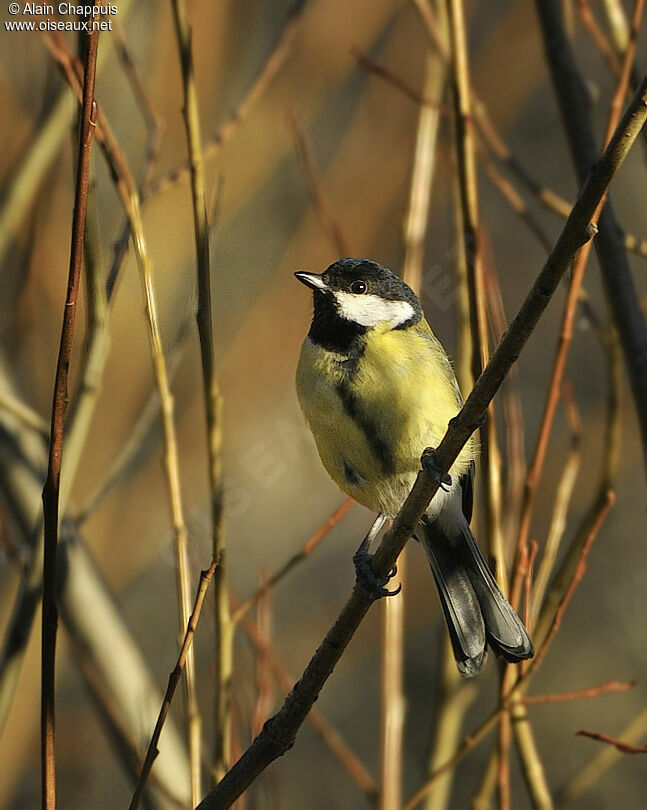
[1,0,646,808]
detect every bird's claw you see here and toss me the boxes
[421,447,452,491]
[353,549,401,600]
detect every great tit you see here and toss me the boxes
[295,258,534,677]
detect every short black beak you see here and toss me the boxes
[295,271,328,291]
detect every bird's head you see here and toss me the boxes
[295,258,421,331]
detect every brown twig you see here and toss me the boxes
[128,561,218,810]
[351,49,452,116]
[196,67,647,810]
[556,705,647,803]
[40,24,99,810]
[523,680,636,705]
[112,22,165,192]
[232,498,354,624]
[479,149,553,253]
[353,42,554,258]
[574,730,647,754]
[576,0,622,78]
[288,113,349,256]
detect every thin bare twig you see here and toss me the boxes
[129,561,219,810]
[288,114,349,257]
[556,705,647,803]
[351,49,452,115]
[523,680,636,705]
[232,498,355,624]
[577,0,622,78]
[40,25,99,810]
[108,24,166,296]
[112,22,165,192]
[574,730,647,754]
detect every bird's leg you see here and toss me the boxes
[353,514,401,600]
[421,447,452,491]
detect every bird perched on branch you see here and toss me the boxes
[295,258,533,677]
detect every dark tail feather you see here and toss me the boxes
[419,523,487,678]
[420,518,534,676]
[458,522,534,663]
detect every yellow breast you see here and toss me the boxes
[296,321,475,517]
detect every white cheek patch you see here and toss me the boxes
[334,291,416,328]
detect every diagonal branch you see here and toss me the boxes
[129,561,219,810]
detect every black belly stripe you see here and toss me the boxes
[336,379,395,476]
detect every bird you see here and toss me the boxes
[295,258,534,677]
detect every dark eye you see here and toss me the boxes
[350,280,367,294]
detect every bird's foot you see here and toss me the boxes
[353,541,401,600]
[421,447,452,491]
